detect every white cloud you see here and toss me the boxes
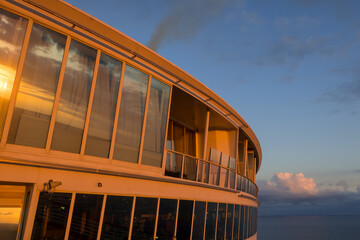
[270,172,318,194]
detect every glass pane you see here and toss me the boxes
[220,153,229,168]
[236,175,241,191]
[131,197,157,239]
[0,9,27,139]
[239,205,244,240]
[156,199,177,240]
[184,128,195,156]
[209,148,220,164]
[233,205,239,240]
[216,203,226,240]
[69,194,104,240]
[226,204,234,240]
[229,171,236,189]
[209,164,220,186]
[176,200,193,240]
[244,206,248,239]
[197,161,209,183]
[51,40,96,153]
[113,65,148,163]
[219,168,229,188]
[0,185,26,240]
[166,120,173,150]
[183,156,197,181]
[173,122,184,153]
[192,201,206,240]
[8,23,66,148]
[101,195,133,240]
[142,78,170,167]
[85,53,122,158]
[31,192,71,240]
[229,157,236,170]
[205,202,217,240]
[165,152,182,178]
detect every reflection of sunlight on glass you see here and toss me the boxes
[0,64,16,96]
[0,208,21,224]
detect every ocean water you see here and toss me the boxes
[257,215,360,240]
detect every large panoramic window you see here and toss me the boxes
[156,198,177,240]
[176,200,193,240]
[216,203,226,240]
[131,197,157,239]
[31,192,72,240]
[192,201,206,240]
[113,65,148,163]
[85,53,122,158]
[101,195,133,240]
[0,9,27,139]
[142,78,170,167]
[51,40,96,153]
[8,23,66,147]
[69,194,103,240]
[226,204,234,240]
[233,205,240,240]
[205,202,217,240]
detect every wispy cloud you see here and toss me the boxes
[147,0,241,51]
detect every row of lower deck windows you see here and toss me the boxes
[32,192,258,240]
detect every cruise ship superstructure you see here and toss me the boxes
[0,0,262,239]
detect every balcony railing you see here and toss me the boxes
[165,149,258,198]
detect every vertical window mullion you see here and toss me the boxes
[161,85,173,173]
[108,62,126,160]
[45,36,71,150]
[127,196,136,240]
[79,50,101,156]
[214,203,219,240]
[153,197,160,239]
[0,19,33,145]
[189,200,196,240]
[174,199,180,238]
[137,75,152,165]
[64,193,76,240]
[224,204,228,240]
[96,194,107,240]
[202,202,208,240]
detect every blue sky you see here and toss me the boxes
[66,0,360,215]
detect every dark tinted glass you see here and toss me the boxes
[131,197,157,239]
[156,199,177,240]
[216,203,226,240]
[176,200,193,240]
[31,192,71,240]
[101,196,133,240]
[192,201,206,240]
[205,202,217,240]
[244,206,248,239]
[226,204,234,240]
[239,205,244,240]
[233,205,240,240]
[69,194,104,240]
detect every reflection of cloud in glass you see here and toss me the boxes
[0,208,21,224]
